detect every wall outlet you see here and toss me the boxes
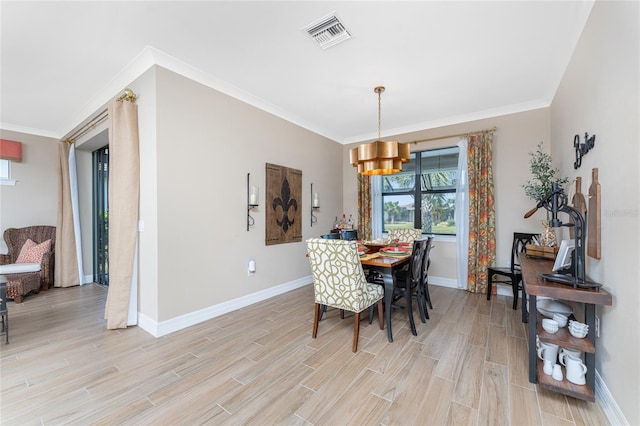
[595,315,600,338]
[247,259,256,276]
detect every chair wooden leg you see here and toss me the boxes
[352,312,361,352]
[377,300,384,330]
[406,290,417,336]
[487,270,494,301]
[416,286,427,323]
[319,304,327,321]
[340,309,345,319]
[312,303,320,338]
[511,277,519,310]
[423,285,430,320]
[424,282,433,309]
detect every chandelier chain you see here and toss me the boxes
[377,89,382,140]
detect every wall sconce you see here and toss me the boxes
[247,173,259,231]
[310,183,319,226]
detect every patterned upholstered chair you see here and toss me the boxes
[388,228,423,243]
[306,238,384,352]
[0,226,56,303]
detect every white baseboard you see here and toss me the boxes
[497,286,517,297]
[595,369,629,425]
[428,276,460,289]
[138,275,312,337]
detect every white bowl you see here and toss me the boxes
[542,319,559,334]
[569,327,588,338]
[568,320,588,331]
[552,313,568,327]
[537,299,574,318]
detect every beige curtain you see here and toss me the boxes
[55,142,80,287]
[466,131,496,293]
[105,99,140,329]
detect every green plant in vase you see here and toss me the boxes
[522,142,569,246]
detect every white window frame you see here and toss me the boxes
[0,159,16,185]
[372,146,459,240]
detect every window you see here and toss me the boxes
[379,146,459,235]
[0,159,15,185]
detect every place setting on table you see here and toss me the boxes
[359,239,412,257]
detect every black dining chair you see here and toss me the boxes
[392,238,428,335]
[487,232,539,317]
[419,237,435,320]
[339,229,359,241]
[320,233,340,239]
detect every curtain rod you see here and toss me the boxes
[406,126,497,145]
[63,89,138,144]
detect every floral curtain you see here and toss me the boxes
[466,131,496,293]
[357,174,372,241]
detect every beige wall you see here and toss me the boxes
[343,108,551,283]
[551,1,639,423]
[153,66,342,321]
[0,130,58,252]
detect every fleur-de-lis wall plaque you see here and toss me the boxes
[272,177,297,232]
[266,163,302,245]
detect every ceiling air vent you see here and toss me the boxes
[302,13,351,50]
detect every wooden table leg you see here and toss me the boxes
[380,268,395,342]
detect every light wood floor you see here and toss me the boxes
[1,283,608,425]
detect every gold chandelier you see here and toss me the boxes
[350,86,410,175]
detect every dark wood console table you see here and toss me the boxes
[521,256,612,402]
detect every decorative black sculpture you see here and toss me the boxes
[524,182,601,289]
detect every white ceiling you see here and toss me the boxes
[0,1,594,144]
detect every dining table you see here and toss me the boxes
[360,251,411,342]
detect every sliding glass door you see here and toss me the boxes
[92,145,109,286]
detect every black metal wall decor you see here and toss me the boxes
[573,132,596,169]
